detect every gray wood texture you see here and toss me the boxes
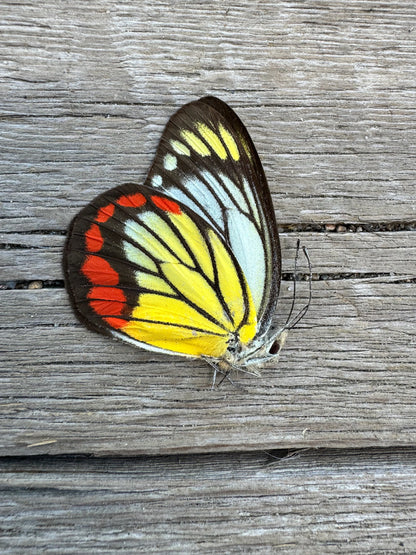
[1,0,415,456]
[1,231,416,280]
[1,449,416,553]
[1,0,416,552]
[1,278,415,455]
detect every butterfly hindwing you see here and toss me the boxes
[145,97,281,335]
[64,183,257,359]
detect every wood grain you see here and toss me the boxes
[1,1,416,231]
[2,231,416,281]
[1,0,416,549]
[1,279,414,456]
[2,113,416,230]
[1,449,415,553]
[1,0,414,456]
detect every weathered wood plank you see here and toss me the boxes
[1,449,415,553]
[2,1,416,229]
[1,0,416,112]
[1,114,415,230]
[1,0,416,548]
[1,231,415,281]
[1,280,415,456]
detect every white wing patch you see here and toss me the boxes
[164,187,207,222]
[227,211,265,312]
[242,177,261,226]
[181,176,224,228]
[200,170,236,212]
[219,173,249,213]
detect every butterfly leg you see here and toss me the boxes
[203,358,246,390]
[217,369,247,391]
[211,367,235,389]
[211,366,218,390]
[209,364,235,389]
[202,357,221,389]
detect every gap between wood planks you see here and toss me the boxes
[2,221,416,290]
[0,445,413,464]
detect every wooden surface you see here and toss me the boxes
[1,278,416,456]
[1,449,416,553]
[1,0,416,552]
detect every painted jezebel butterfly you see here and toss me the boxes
[64,97,305,381]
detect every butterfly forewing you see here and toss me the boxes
[64,183,257,359]
[145,97,281,335]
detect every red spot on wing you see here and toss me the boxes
[81,255,119,285]
[96,204,115,223]
[104,317,129,329]
[87,287,127,316]
[85,224,104,252]
[151,195,181,214]
[90,300,124,316]
[88,287,126,303]
[117,193,146,208]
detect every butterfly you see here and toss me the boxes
[64,96,309,383]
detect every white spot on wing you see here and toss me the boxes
[151,174,162,187]
[164,153,177,171]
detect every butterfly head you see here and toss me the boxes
[222,327,289,374]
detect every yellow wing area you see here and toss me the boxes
[120,209,257,358]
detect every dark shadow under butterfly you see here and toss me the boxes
[64,96,310,384]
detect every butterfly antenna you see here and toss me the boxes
[285,245,312,330]
[284,239,301,327]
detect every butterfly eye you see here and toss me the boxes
[269,340,282,355]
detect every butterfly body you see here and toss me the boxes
[65,97,287,377]
[212,328,289,377]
